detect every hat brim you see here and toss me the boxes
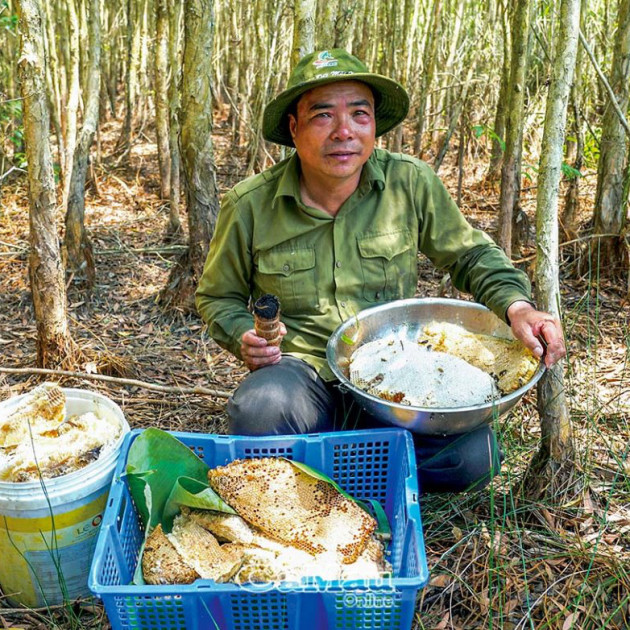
[262,73,410,147]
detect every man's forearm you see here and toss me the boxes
[448,244,534,322]
[196,295,254,360]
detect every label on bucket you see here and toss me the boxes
[0,494,107,608]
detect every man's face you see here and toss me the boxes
[288,81,376,186]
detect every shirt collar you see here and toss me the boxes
[273,149,386,206]
[273,152,302,204]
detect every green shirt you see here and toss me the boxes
[196,149,532,380]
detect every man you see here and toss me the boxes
[196,49,565,492]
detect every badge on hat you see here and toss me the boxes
[313,51,338,69]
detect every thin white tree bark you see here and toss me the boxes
[292,0,316,67]
[61,0,80,211]
[166,0,182,237]
[160,0,219,309]
[498,0,532,259]
[155,0,171,201]
[591,0,630,264]
[63,0,101,284]
[531,0,580,487]
[16,0,75,368]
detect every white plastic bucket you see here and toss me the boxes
[0,387,130,607]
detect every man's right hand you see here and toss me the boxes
[240,324,287,371]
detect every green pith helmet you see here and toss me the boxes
[262,49,410,147]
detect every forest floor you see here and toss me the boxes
[0,113,629,630]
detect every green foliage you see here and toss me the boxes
[0,99,21,123]
[583,126,601,169]
[0,100,25,167]
[12,152,26,168]
[472,124,506,152]
[522,163,539,182]
[0,0,17,31]
[522,161,582,182]
[561,162,582,180]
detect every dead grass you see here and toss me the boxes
[0,120,628,630]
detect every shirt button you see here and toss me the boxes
[335,260,342,268]
[283,264,290,272]
[341,301,346,308]
[375,292,381,299]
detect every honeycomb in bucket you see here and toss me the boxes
[0,382,66,448]
[0,382,123,482]
[208,457,376,564]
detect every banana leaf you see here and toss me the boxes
[125,428,235,533]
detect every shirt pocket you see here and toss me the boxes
[257,246,319,315]
[357,228,415,302]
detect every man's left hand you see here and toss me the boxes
[506,300,566,368]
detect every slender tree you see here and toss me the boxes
[318,0,339,48]
[16,0,76,368]
[412,0,442,157]
[63,0,101,285]
[61,0,80,210]
[292,0,316,67]
[562,0,588,239]
[166,0,182,238]
[498,0,532,259]
[487,0,510,179]
[592,0,630,273]
[155,0,171,202]
[159,0,220,310]
[525,0,580,498]
[116,0,138,156]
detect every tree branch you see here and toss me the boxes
[579,30,630,138]
[0,367,232,399]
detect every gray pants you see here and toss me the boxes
[228,356,501,493]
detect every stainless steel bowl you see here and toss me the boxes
[326,298,544,435]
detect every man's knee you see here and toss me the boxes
[227,357,334,436]
[415,425,502,494]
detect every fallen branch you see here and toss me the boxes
[96,245,188,255]
[513,232,622,263]
[0,367,232,399]
[1,245,188,258]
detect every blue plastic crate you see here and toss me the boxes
[89,429,429,630]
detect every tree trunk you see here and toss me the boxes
[318,0,339,49]
[525,0,580,500]
[63,0,101,286]
[116,0,136,156]
[61,0,80,211]
[42,0,64,170]
[292,0,316,67]
[434,52,475,173]
[592,0,630,273]
[487,0,510,180]
[562,0,587,241]
[104,3,119,118]
[166,0,182,239]
[155,0,171,201]
[137,0,151,131]
[16,0,76,369]
[333,0,353,48]
[497,0,531,259]
[159,0,220,311]
[226,0,240,138]
[413,0,442,157]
